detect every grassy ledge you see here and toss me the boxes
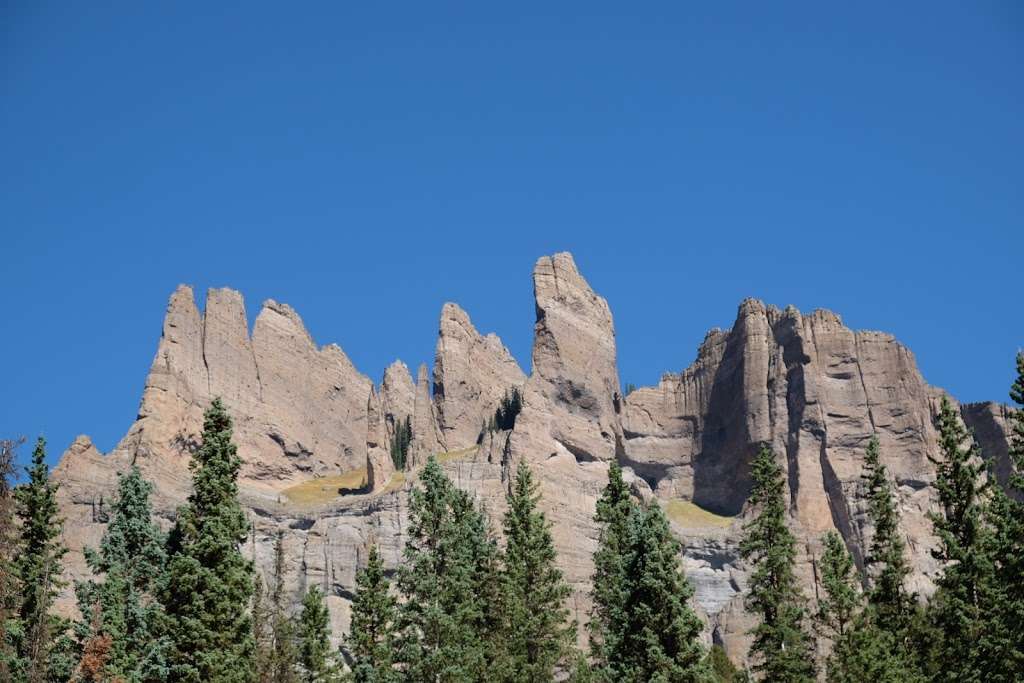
[280,467,368,505]
[663,499,735,529]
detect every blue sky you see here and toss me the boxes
[2,2,1022,470]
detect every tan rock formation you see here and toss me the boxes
[510,252,624,465]
[49,253,1014,666]
[408,363,446,467]
[433,302,525,450]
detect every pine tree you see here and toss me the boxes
[6,437,73,683]
[393,456,501,681]
[739,444,816,682]
[705,645,746,683]
[74,465,167,682]
[0,438,22,681]
[589,460,635,679]
[255,531,298,683]
[498,461,574,681]
[825,615,924,683]
[615,502,710,682]
[859,437,914,633]
[924,396,1001,681]
[815,531,859,642]
[347,546,397,683]
[159,398,255,683]
[297,585,337,683]
[390,417,412,470]
[985,352,1024,677]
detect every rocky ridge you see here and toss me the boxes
[52,252,1015,665]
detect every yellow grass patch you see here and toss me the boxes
[280,467,368,505]
[663,499,734,529]
[435,447,478,463]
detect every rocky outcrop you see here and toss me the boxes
[380,360,415,442]
[365,388,394,491]
[962,401,1020,500]
[408,364,446,468]
[433,303,526,450]
[50,253,1015,666]
[510,253,624,466]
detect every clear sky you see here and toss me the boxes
[3,2,1022,470]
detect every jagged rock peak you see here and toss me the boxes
[509,252,623,464]
[434,302,525,450]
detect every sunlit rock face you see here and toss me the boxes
[53,252,1012,665]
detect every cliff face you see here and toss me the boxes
[52,252,1015,664]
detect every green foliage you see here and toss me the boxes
[590,462,709,682]
[393,456,501,681]
[4,437,72,683]
[297,585,338,683]
[390,416,412,471]
[255,531,299,683]
[815,531,859,641]
[739,444,816,682]
[616,503,710,682]
[74,465,167,682]
[705,645,746,683]
[0,438,22,681]
[497,461,574,681]
[826,611,924,683]
[860,437,914,633]
[923,396,1001,681]
[983,352,1024,677]
[159,398,256,683]
[492,387,523,432]
[347,545,397,683]
[589,461,634,677]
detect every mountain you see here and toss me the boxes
[52,251,1014,665]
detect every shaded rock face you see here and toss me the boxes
[433,303,526,451]
[51,253,1014,665]
[962,402,1020,501]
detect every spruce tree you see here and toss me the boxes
[297,585,337,683]
[74,465,167,682]
[924,396,1000,681]
[393,456,501,681]
[159,398,255,683]
[859,437,914,633]
[589,460,634,678]
[7,437,73,683]
[0,438,22,681]
[985,352,1024,677]
[815,531,859,642]
[255,531,298,683]
[615,503,710,682]
[498,461,574,681]
[347,546,397,683]
[739,444,816,682]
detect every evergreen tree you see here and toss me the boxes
[739,444,816,682]
[255,531,298,683]
[859,437,914,633]
[390,417,412,471]
[6,437,73,683]
[985,352,1024,677]
[615,503,710,682]
[0,438,22,681]
[815,531,859,642]
[825,614,924,683]
[924,396,1000,681]
[74,465,167,682]
[297,585,337,683]
[393,457,501,681]
[705,645,747,683]
[589,461,634,678]
[347,546,397,683]
[498,461,574,681]
[159,398,255,683]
